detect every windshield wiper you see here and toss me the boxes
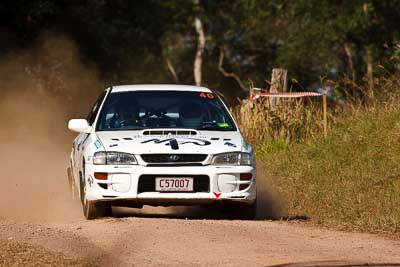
[197,125,221,130]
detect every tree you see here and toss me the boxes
[1,0,399,100]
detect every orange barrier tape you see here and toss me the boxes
[250,92,324,100]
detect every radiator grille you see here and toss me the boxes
[141,154,207,164]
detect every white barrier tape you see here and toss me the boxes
[250,92,323,100]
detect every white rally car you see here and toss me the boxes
[67,85,257,220]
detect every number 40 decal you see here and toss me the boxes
[199,92,215,99]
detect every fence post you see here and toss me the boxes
[249,79,254,99]
[269,68,288,108]
[323,91,328,138]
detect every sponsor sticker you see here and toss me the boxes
[141,138,211,146]
[199,92,215,99]
[88,176,94,187]
[217,122,230,128]
[224,141,237,148]
[94,140,102,149]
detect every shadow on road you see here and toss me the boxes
[269,261,400,267]
[109,176,310,222]
[112,205,246,220]
[110,203,310,222]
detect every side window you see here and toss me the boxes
[87,91,107,126]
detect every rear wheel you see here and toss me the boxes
[67,167,77,200]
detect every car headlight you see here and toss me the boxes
[93,151,137,165]
[211,152,253,166]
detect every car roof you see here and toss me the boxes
[109,84,212,93]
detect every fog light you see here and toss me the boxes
[94,172,108,180]
[110,174,131,193]
[217,174,238,193]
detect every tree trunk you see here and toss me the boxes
[194,16,205,86]
[269,68,288,108]
[218,49,247,92]
[365,47,374,99]
[344,42,356,97]
[363,3,374,100]
[165,57,179,84]
[344,42,355,82]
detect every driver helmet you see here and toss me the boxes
[180,102,202,129]
[119,99,139,119]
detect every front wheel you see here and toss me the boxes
[225,200,257,220]
[238,201,257,220]
[83,201,111,220]
[80,175,111,220]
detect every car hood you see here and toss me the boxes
[95,130,244,155]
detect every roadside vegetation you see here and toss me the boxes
[236,75,400,235]
[233,98,323,145]
[1,1,400,235]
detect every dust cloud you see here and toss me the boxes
[0,33,101,222]
[0,33,282,222]
[255,174,283,220]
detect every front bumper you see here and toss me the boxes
[84,164,256,206]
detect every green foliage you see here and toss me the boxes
[256,140,288,155]
[258,105,400,234]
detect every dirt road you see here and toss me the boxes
[0,142,399,266]
[0,140,399,266]
[1,206,400,267]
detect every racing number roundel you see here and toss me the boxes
[199,92,214,99]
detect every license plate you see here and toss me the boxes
[155,177,193,192]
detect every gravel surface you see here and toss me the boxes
[0,207,399,267]
[0,239,93,267]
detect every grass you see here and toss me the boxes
[235,75,400,234]
[256,107,400,234]
[232,98,323,144]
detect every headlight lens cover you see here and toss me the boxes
[93,151,137,165]
[211,152,253,166]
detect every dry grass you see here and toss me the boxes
[236,75,400,235]
[257,106,400,234]
[233,73,400,146]
[232,98,324,145]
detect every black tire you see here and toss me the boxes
[83,201,112,220]
[239,201,257,220]
[103,203,113,217]
[83,200,101,220]
[226,200,257,220]
[79,168,112,220]
[82,189,111,220]
[79,171,85,205]
[80,173,107,220]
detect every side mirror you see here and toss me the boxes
[68,119,92,133]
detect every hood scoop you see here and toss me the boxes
[141,129,198,136]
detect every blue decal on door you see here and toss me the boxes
[94,140,102,149]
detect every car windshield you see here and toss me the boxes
[96,90,236,131]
